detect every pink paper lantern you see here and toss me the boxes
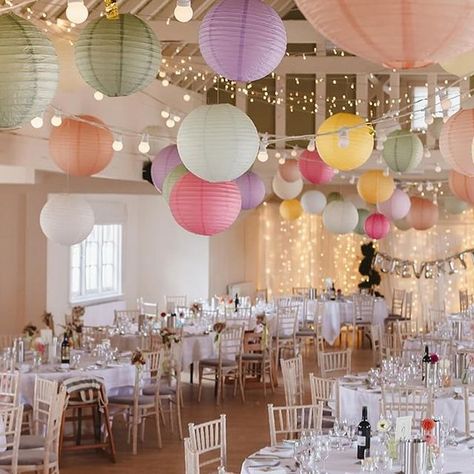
[294,0,474,69]
[169,173,241,236]
[377,189,411,221]
[151,145,182,192]
[406,197,439,231]
[279,160,301,182]
[298,149,335,184]
[364,213,390,240]
[235,171,265,210]
[199,0,287,82]
[448,169,474,204]
[439,109,474,176]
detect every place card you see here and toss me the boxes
[395,416,412,441]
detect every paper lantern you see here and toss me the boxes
[377,189,411,221]
[235,171,265,210]
[280,199,303,221]
[294,0,474,69]
[406,197,439,231]
[0,14,58,128]
[441,196,470,215]
[151,145,182,192]
[354,209,370,235]
[322,201,358,235]
[298,150,335,184]
[40,194,94,246]
[177,104,259,182]
[439,109,474,176]
[169,173,241,236]
[52,37,84,92]
[357,170,395,205]
[364,213,390,240]
[448,170,474,204]
[428,118,444,141]
[162,165,188,202]
[49,115,114,176]
[327,192,343,203]
[301,190,327,215]
[75,13,161,97]
[279,160,301,182]
[394,218,412,232]
[441,49,474,77]
[316,113,374,171]
[272,173,303,200]
[382,130,423,172]
[199,0,286,82]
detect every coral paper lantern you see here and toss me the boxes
[199,0,287,82]
[301,190,327,215]
[294,0,474,69]
[272,173,303,200]
[382,130,423,173]
[439,109,474,176]
[0,14,58,129]
[75,14,161,97]
[177,104,259,182]
[49,115,114,176]
[377,189,411,221]
[323,200,358,235]
[316,113,374,171]
[169,173,241,236]
[40,194,94,246]
[279,160,301,182]
[364,213,390,240]
[280,199,303,221]
[151,145,182,192]
[448,169,474,204]
[357,170,395,205]
[406,197,439,231]
[298,149,335,184]
[235,171,265,210]
[354,209,370,235]
[162,165,188,203]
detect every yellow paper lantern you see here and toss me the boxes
[441,49,474,77]
[316,113,374,171]
[357,170,395,205]
[279,199,302,221]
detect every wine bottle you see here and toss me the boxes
[61,333,71,364]
[422,345,430,381]
[357,406,371,460]
[234,293,240,312]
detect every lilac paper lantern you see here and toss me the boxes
[235,171,265,210]
[199,0,287,82]
[151,145,182,192]
[377,189,411,221]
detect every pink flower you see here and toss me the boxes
[424,433,437,447]
[430,353,439,364]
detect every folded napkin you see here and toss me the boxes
[258,446,293,458]
[246,465,286,474]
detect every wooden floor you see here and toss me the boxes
[60,348,373,474]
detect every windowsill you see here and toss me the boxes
[69,294,125,307]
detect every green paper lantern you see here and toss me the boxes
[0,14,58,129]
[382,130,423,172]
[162,165,188,202]
[75,14,161,97]
[327,192,343,203]
[354,208,370,235]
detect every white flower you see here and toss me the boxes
[377,418,392,433]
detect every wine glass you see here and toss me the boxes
[333,418,343,450]
[341,418,349,448]
[318,437,330,474]
[433,451,445,474]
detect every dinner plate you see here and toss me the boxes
[247,458,280,467]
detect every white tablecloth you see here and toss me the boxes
[182,334,215,367]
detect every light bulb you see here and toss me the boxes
[307,139,315,152]
[376,140,384,151]
[257,150,268,162]
[166,118,176,128]
[377,131,387,143]
[383,167,390,177]
[435,163,442,173]
[66,0,89,24]
[161,79,170,87]
[50,114,62,127]
[338,127,349,149]
[174,0,193,22]
[440,93,452,111]
[424,147,431,158]
[424,109,434,126]
[161,110,170,119]
[183,94,191,102]
[290,148,298,157]
[275,152,281,159]
[112,136,123,152]
[173,115,181,122]
[158,71,166,78]
[30,116,43,129]
[138,134,150,154]
[278,157,285,165]
[94,90,104,101]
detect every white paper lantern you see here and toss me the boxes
[272,173,303,200]
[301,190,327,215]
[322,200,358,235]
[177,104,259,182]
[40,194,95,246]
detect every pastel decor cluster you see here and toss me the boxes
[448,169,474,204]
[377,189,411,221]
[162,164,188,203]
[279,160,301,183]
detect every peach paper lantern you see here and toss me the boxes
[294,0,474,69]
[169,173,241,236]
[448,170,474,204]
[278,160,301,182]
[439,109,474,176]
[406,197,439,231]
[49,115,113,176]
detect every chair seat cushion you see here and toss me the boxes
[296,329,315,336]
[241,353,264,361]
[0,448,57,466]
[108,395,155,405]
[142,384,176,396]
[19,434,45,449]
[199,358,236,367]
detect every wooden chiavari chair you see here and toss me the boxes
[0,405,23,474]
[273,305,299,371]
[165,295,187,313]
[309,373,340,422]
[281,355,304,406]
[463,385,474,437]
[319,350,351,378]
[460,289,469,313]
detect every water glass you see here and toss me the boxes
[70,352,81,369]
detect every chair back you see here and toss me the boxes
[0,404,23,473]
[281,355,304,406]
[391,289,406,317]
[427,307,445,332]
[46,389,67,466]
[421,337,453,361]
[460,289,469,313]
[255,289,268,303]
[463,385,474,437]
[309,373,339,419]
[275,305,298,338]
[188,414,226,470]
[0,371,19,408]
[201,309,219,326]
[0,336,15,351]
[137,297,158,318]
[114,310,140,325]
[370,324,382,366]
[32,377,59,436]
[184,437,199,474]
[225,308,252,331]
[381,332,399,358]
[353,295,375,323]
[402,291,413,320]
[319,350,351,378]
[144,350,164,387]
[165,295,187,313]
[218,326,243,363]
[267,403,323,446]
[61,376,108,409]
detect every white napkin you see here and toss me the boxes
[258,446,293,458]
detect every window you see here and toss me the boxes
[70,224,122,303]
[411,86,460,130]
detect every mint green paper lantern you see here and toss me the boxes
[75,14,161,97]
[354,208,370,235]
[0,14,58,129]
[162,165,188,202]
[382,130,423,172]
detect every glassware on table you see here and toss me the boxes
[32,351,42,372]
[70,352,81,369]
[433,450,445,474]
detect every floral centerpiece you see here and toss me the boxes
[190,302,202,316]
[425,352,439,387]
[22,323,38,339]
[62,306,85,348]
[421,417,439,470]
[131,348,146,367]
[376,417,394,459]
[160,327,181,349]
[255,314,269,350]
[41,311,55,335]
[213,322,226,345]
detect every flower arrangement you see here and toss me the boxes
[190,302,202,315]
[430,353,439,364]
[131,349,146,367]
[31,337,46,354]
[213,322,226,344]
[41,311,55,334]
[421,418,435,432]
[160,328,180,348]
[376,418,392,433]
[160,312,167,318]
[22,323,38,338]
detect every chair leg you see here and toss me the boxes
[102,405,116,463]
[176,395,183,440]
[197,365,204,402]
[216,370,222,404]
[263,361,267,397]
[154,399,162,449]
[239,370,245,403]
[132,410,138,455]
